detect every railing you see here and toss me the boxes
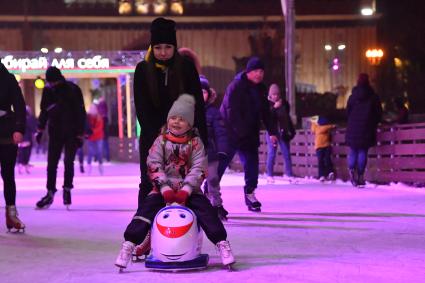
[110,122,425,183]
[252,122,425,183]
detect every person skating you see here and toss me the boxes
[35,66,86,209]
[200,75,229,221]
[115,94,235,269]
[220,57,278,212]
[0,62,26,232]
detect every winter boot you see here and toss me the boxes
[215,205,229,221]
[357,174,366,188]
[36,191,55,209]
[5,206,25,232]
[115,241,135,270]
[63,187,72,208]
[349,169,358,187]
[133,231,151,261]
[216,240,235,267]
[245,191,262,212]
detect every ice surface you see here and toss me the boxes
[1,158,425,283]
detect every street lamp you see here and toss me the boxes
[365,48,384,65]
[360,0,376,16]
[118,0,132,15]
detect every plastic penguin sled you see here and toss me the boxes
[145,203,209,271]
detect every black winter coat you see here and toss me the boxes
[345,84,382,149]
[205,103,228,161]
[133,53,207,154]
[220,72,276,150]
[269,100,295,141]
[0,63,26,141]
[38,80,86,139]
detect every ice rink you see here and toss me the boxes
[1,158,425,283]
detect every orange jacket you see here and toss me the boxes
[311,123,335,150]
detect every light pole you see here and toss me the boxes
[281,0,296,121]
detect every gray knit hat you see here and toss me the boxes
[167,94,195,127]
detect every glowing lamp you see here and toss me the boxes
[170,0,183,15]
[118,0,132,15]
[365,48,384,65]
[35,78,45,89]
[135,0,149,14]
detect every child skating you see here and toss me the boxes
[115,94,235,270]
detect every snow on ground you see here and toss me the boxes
[1,157,425,283]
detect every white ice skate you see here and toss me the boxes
[115,241,135,272]
[216,240,235,271]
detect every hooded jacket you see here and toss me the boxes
[0,63,26,141]
[345,84,382,149]
[220,71,276,149]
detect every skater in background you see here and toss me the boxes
[200,75,229,221]
[220,57,277,212]
[96,96,110,162]
[133,17,207,207]
[345,73,382,187]
[86,103,104,175]
[265,83,295,184]
[76,117,92,174]
[35,66,86,209]
[115,94,235,269]
[17,106,37,174]
[0,62,26,232]
[311,116,336,182]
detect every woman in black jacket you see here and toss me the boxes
[133,17,207,204]
[345,73,382,187]
[0,63,26,232]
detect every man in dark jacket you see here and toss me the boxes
[0,63,26,231]
[220,57,277,212]
[35,67,86,209]
[345,73,382,187]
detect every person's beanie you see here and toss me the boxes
[199,75,210,90]
[318,116,330,126]
[246,56,265,73]
[150,17,177,46]
[45,66,64,83]
[167,94,195,127]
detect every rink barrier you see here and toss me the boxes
[231,122,425,184]
[109,122,425,184]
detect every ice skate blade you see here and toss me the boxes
[7,227,25,233]
[132,254,147,263]
[35,204,51,210]
[248,206,261,212]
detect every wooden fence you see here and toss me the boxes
[111,122,425,184]
[249,122,425,183]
